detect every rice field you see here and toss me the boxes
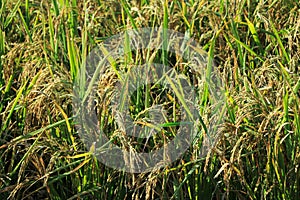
[0,0,299,199]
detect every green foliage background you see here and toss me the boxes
[0,0,299,199]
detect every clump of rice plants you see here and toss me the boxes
[0,0,299,199]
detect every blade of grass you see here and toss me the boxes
[230,17,245,75]
[52,0,60,16]
[17,7,32,42]
[9,132,43,175]
[244,15,263,54]
[0,118,70,150]
[0,26,4,56]
[25,0,29,27]
[162,0,169,67]
[1,81,27,134]
[66,30,79,81]
[269,19,290,63]
[81,52,114,103]
[120,0,137,29]
[229,33,263,62]
[4,0,22,28]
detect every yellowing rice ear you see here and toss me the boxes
[2,40,72,133]
[23,67,72,132]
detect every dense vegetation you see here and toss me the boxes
[0,0,299,199]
